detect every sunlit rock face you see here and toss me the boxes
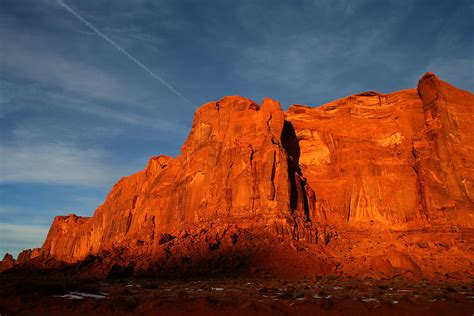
[286,88,425,226]
[286,73,473,227]
[7,72,471,279]
[415,73,474,224]
[41,96,315,263]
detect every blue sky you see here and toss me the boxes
[0,0,473,257]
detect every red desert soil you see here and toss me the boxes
[1,73,473,315]
[1,275,473,316]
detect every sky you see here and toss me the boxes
[0,0,473,257]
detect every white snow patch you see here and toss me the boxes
[211,287,224,291]
[57,294,84,300]
[56,291,107,300]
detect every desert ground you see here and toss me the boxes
[1,272,473,316]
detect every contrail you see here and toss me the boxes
[57,0,195,107]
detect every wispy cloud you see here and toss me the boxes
[0,205,55,228]
[46,91,189,132]
[1,117,126,187]
[0,223,49,257]
[0,142,116,186]
[0,111,178,187]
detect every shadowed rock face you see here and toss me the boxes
[3,73,473,279]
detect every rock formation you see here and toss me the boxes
[286,72,474,227]
[39,96,316,264]
[2,73,473,279]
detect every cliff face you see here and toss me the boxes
[42,97,316,263]
[285,73,474,227]
[415,73,474,222]
[4,73,473,278]
[286,88,425,226]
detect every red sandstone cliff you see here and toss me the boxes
[39,97,316,264]
[286,72,474,227]
[2,73,473,279]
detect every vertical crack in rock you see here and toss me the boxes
[281,120,304,212]
[226,160,235,215]
[248,145,256,212]
[301,177,311,219]
[150,215,155,241]
[266,113,273,132]
[347,194,352,223]
[269,150,276,200]
[125,195,138,236]
[281,119,315,240]
[248,145,254,168]
[125,212,133,236]
[131,196,138,209]
[411,146,429,220]
[281,120,301,214]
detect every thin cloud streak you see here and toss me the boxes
[0,223,49,257]
[57,0,196,107]
[47,91,190,133]
[0,142,118,187]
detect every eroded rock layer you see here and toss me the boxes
[2,73,473,279]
